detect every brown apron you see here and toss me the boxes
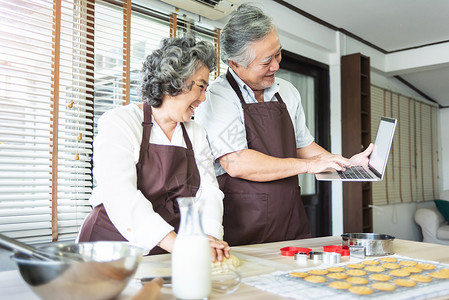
[78,103,200,255]
[217,71,311,246]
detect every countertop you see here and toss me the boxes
[1,236,449,299]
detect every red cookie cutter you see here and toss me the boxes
[280,247,312,256]
[323,245,350,256]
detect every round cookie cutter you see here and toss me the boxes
[323,252,341,264]
[309,251,324,262]
[294,252,308,264]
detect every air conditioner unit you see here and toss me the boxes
[160,0,240,20]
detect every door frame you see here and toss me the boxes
[280,49,331,237]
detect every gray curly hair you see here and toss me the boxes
[140,34,217,107]
[221,3,275,68]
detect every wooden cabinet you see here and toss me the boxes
[341,53,372,233]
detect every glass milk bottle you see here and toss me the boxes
[172,197,211,299]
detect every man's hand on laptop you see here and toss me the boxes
[306,153,350,174]
[349,143,374,167]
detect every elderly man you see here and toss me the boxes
[195,3,372,246]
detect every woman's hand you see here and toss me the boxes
[157,231,177,253]
[208,235,231,262]
[159,232,231,262]
[349,143,374,167]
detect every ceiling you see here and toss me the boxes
[281,0,449,107]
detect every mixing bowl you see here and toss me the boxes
[12,241,145,300]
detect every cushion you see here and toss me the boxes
[437,225,449,240]
[434,199,449,222]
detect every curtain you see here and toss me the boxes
[371,85,439,205]
[276,69,316,195]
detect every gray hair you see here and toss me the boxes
[140,34,217,107]
[221,3,274,67]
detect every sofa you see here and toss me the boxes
[414,190,449,245]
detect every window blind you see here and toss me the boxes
[174,14,225,80]
[1,0,223,244]
[93,0,171,134]
[0,0,94,243]
[371,85,439,206]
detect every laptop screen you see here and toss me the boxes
[369,117,397,178]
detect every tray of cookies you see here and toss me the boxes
[243,255,449,299]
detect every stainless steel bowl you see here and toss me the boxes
[12,241,145,300]
[341,233,395,256]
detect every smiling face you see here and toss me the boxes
[230,28,282,93]
[161,65,210,123]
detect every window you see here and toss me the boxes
[0,0,94,243]
[93,1,171,133]
[371,86,439,205]
[277,69,316,194]
[0,0,221,243]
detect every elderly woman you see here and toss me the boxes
[78,35,230,261]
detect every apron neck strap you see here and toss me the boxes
[180,122,193,150]
[226,70,246,106]
[142,102,193,150]
[226,69,285,105]
[141,102,153,151]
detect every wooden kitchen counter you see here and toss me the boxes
[137,236,449,299]
[1,236,449,299]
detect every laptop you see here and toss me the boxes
[315,117,397,181]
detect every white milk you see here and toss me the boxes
[172,235,211,299]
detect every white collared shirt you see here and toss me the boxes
[86,103,224,251]
[195,68,314,176]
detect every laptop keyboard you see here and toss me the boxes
[337,166,374,179]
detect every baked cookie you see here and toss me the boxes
[308,269,328,275]
[410,274,432,283]
[371,282,396,291]
[416,263,436,270]
[399,260,418,267]
[328,281,352,290]
[439,268,449,275]
[393,278,417,287]
[369,273,391,281]
[380,256,398,263]
[382,263,400,269]
[365,266,385,273]
[346,269,367,276]
[304,275,326,283]
[429,271,449,279]
[346,263,365,269]
[289,272,308,278]
[327,266,346,273]
[362,260,380,265]
[327,272,348,280]
[347,277,369,285]
[349,286,373,295]
[401,266,422,273]
[389,269,410,277]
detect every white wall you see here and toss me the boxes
[140,0,448,240]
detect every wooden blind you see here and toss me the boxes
[371,85,439,205]
[0,0,222,243]
[0,0,95,243]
